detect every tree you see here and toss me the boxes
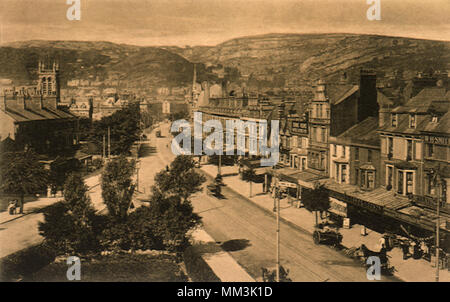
[38,173,104,254]
[89,103,141,156]
[0,150,48,213]
[101,156,136,222]
[145,193,202,252]
[153,155,205,203]
[49,156,81,194]
[242,167,256,198]
[301,185,330,226]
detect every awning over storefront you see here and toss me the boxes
[270,167,326,189]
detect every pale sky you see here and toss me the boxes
[0,0,449,46]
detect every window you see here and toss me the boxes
[342,146,346,158]
[391,114,397,127]
[355,148,359,160]
[397,171,404,195]
[406,172,413,194]
[397,170,415,196]
[387,137,393,155]
[318,104,323,118]
[341,165,347,183]
[406,140,414,160]
[386,166,393,188]
[321,127,326,143]
[409,114,416,128]
[432,115,438,123]
[426,143,434,157]
[332,144,337,156]
[368,149,372,162]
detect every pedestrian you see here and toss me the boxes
[401,241,410,260]
[8,199,18,215]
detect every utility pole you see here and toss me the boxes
[108,126,111,159]
[436,174,441,282]
[103,134,106,159]
[218,153,222,175]
[276,187,280,282]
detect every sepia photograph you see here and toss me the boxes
[0,0,449,288]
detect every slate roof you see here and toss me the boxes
[4,104,76,122]
[392,87,449,114]
[325,84,359,105]
[336,116,380,147]
[422,110,450,134]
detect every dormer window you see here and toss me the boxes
[409,114,416,128]
[391,114,397,127]
[432,115,439,123]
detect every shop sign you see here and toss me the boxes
[329,197,348,217]
[424,135,450,146]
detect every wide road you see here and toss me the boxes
[154,122,399,282]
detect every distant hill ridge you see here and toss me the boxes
[1,33,449,89]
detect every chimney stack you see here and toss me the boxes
[359,69,378,122]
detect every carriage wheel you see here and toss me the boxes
[313,231,321,245]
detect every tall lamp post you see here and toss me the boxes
[431,168,441,282]
[276,187,280,282]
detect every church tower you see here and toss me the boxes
[37,60,60,103]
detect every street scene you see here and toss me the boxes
[0,0,449,284]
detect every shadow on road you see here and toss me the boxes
[139,144,157,157]
[220,239,252,252]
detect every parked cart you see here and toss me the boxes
[312,224,343,247]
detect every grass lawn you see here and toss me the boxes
[27,253,189,282]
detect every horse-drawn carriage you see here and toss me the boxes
[345,244,396,276]
[312,223,343,247]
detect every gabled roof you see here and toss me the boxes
[392,87,449,114]
[326,84,359,105]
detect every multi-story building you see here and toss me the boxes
[0,61,79,157]
[379,86,450,215]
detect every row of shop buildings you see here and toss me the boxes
[194,69,450,245]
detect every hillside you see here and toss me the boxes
[165,33,450,87]
[0,41,196,89]
[1,34,449,91]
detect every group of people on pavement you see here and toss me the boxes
[7,199,22,215]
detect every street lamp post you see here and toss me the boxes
[431,168,441,282]
[276,187,280,283]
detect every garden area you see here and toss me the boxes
[1,155,207,282]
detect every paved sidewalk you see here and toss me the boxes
[0,174,102,225]
[201,164,450,282]
[191,228,255,282]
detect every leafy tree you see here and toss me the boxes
[0,150,48,213]
[38,173,105,254]
[89,103,141,156]
[145,193,201,252]
[301,185,330,226]
[101,156,136,222]
[153,155,205,203]
[242,167,256,198]
[49,156,81,194]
